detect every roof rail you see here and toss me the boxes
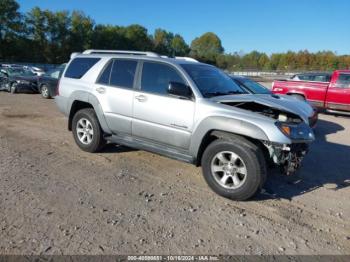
[175,56,199,62]
[82,49,160,57]
[70,52,81,59]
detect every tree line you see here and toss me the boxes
[1,0,349,71]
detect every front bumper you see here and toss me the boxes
[264,142,309,175]
[54,95,69,116]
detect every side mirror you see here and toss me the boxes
[167,81,192,99]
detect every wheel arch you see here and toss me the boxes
[67,92,111,134]
[194,129,270,166]
[190,116,270,166]
[286,92,306,99]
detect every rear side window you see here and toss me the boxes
[97,60,113,85]
[65,58,100,79]
[335,74,350,88]
[141,62,185,95]
[110,60,137,88]
[298,75,313,81]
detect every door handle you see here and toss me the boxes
[96,87,106,94]
[135,95,147,102]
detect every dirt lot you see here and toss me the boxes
[0,92,349,255]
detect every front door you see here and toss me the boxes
[326,73,350,111]
[132,61,195,149]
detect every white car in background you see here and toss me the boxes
[24,66,45,76]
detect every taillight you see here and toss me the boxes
[55,78,61,96]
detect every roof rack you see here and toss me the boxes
[82,49,160,57]
[175,56,199,62]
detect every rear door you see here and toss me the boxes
[326,73,350,111]
[132,61,195,149]
[93,58,138,134]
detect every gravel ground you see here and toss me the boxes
[0,92,349,255]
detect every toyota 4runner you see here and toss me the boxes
[55,50,315,200]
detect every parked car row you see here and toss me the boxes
[0,64,66,98]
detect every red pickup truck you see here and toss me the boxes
[272,70,350,114]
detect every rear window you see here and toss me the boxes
[97,60,113,85]
[65,58,100,79]
[296,73,331,82]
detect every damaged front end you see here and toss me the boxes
[263,142,309,175]
[217,98,315,175]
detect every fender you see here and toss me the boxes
[189,116,269,156]
[88,94,112,134]
[67,90,111,134]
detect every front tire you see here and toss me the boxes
[201,137,266,201]
[72,108,106,153]
[10,83,17,94]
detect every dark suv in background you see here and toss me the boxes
[37,64,66,98]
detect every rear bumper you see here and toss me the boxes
[54,96,69,116]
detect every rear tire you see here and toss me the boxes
[201,137,266,201]
[72,108,106,153]
[41,84,50,99]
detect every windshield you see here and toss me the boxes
[181,64,247,97]
[234,77,271,94]
[8,68,36,77]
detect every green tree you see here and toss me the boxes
[152,29,189,56]
[91,24,128,50]
[124,24,153,51]
[69,11,94,52]
[153,28,173,55]
[190,32,224,64]
[0,0,23,60]
[45,10,71,63]
[25,7,49,62]
[171,34,189,56]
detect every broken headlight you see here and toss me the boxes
[275,121,315,141]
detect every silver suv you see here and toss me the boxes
[55,50,315,200]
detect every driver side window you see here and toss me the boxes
[141,62,186,95]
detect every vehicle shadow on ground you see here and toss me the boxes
[256,118,350,201]
[100,143,138,153]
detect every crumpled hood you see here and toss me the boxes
[210,93,314,122]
